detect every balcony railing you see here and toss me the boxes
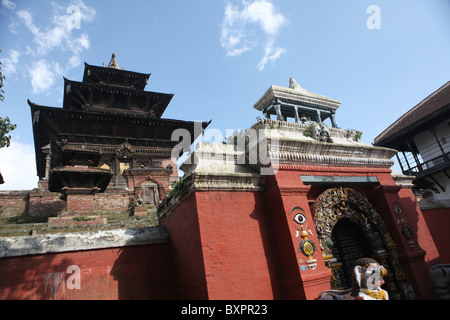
[402,152,450,176]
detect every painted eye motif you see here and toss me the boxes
[294,213,306,224]
[393,202,402,214]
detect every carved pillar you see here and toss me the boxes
[294,106,300,123]
[316,110,322,123]
[41,143,51,180]
[45,154,51,180]
[330,111,338,128]
[273,99,284,121]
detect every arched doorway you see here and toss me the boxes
[313,186,413,299]
[330,218,373,289]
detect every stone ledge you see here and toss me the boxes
[0,226,169,258]
[48,216,107,228]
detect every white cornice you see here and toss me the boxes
[253,85,341,112]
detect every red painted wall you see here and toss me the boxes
[2,165,445,300]
[161,191,280,299]
[422,207,450,263]
[267,169,333,300]
[194,191,278,300]
[160,193,209,299]
[0,243,176,300]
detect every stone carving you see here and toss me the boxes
[429,264,450,299]
[313,123,333,143]
[116,141,134,158]
[289,77,307,92]
[317,258,389,300]
[314,187,394,255]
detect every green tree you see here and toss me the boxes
[0,116,16,148]
[0,49,4,102]
[0,49,17,148]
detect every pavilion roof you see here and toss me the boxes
[374,81,450,150]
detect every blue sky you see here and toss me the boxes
[0,0,449,190]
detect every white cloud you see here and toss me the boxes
[242,0,287,36]
[16,10,40,37]
[221,2,257,56]
[12,1,96,93]
[258,39,286,71]
[1,0,16,10]
[67,55,81,69]
[26,55,84,94]
[28,59,59,93]
[220,0,288,70]
[16,3,95,56]
[1,49,21,74]
[0,139,38,191]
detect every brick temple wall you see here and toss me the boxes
[94,191,130,212]
[28,191,66,216]
[0,191,29,217]
[0,189,132,218]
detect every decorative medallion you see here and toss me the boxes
[298,224,318,269]
[393,202,415,248]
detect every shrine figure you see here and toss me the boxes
[429,264,450,300]
[317,258,388,300]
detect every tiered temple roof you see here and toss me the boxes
[29,54,210,192]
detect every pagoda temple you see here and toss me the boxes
[29,53,210,212]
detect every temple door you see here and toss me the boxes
[142,180,159,205]
[329,218,373,289]
[313,187,412,299]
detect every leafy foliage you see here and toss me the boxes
[0,49,17,148]
[0,116,17,148]
[0,55,4,103]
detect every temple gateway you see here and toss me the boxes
[157,77,443,300]
[0,57,447,300]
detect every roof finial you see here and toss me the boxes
[289,77,307,92]
[107,52,119,69]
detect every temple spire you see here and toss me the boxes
[107,52,120,69]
